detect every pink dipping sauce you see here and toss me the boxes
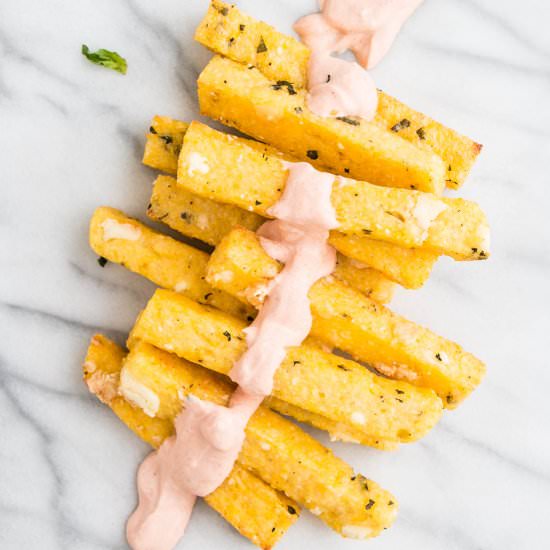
[126,161,338,550]
[294,0,424,119]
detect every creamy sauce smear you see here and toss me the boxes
[294,0,424,119]
[126,162,338,550]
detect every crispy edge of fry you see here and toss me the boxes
[142,116,189,174]
[148,174,264,247]
[89,206,254,320]
[205,227,486,407]
[195,0,482,189]
[120,340,398,537]
[178,120,490,260]
[328,233,439,289]
[198,55,446,195]
[83,334,299,549]
[129,289,443,443]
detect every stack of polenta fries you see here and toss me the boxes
[83,2,489,547]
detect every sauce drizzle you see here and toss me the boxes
[126,161,338,550]
[294,0,424,119]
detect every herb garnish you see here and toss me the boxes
[97,256,108,267]
[306,150,318,160]
[223,330,232,341]
[336,116,360,126]
[81,45,127,74]
[337,364,350,371]
[391,118,410,132]
[271,80,297,95]
[160,135,173,145]
[204,293,213,300]
[435,353,442,362]
[362,229,372,235]
[181,212,192,223]
[365,499,376,511]
[294,106,303,114]
[255,200,262,205]
[257,37,268,53]
[149,126,157,134]
[416,127,426,140]
[217,6,229,15]
[287,506,297,515]
[239,24,246,31]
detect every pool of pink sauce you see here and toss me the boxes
[294,0,424,119]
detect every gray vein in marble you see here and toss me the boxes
[38,94,70,117]
[0,357,90,403]
[0,32,80,93]
[415,39,550,79]
[437,423,550,483]
[453,0,550,60]
[415,85,550,140]
[122,0,201,103]
[116,122,147,164]
[0,302,126,343]
[0,379,126,550]
[400,506,486,550]
[69,261,146,300]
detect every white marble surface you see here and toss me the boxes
[1,0,549,548]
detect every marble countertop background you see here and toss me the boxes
[1,0,549,549]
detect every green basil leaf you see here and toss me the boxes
[81,44,127,74]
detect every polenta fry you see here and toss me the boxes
[89,206,254,320]
[83,334,299,549]
[147,175,263,247]
[195,0,481,190]
[178,121,490,260]
[199,56,446,194]
[206,228,486,407]
[92,336,398,538]
[128,289,444,443]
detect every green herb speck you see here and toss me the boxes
[257,37,268,53]
[81,44,127,74]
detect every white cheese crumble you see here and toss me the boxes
[119,368,160,418]
[213,270,234,283]
[196,214,209,230]
[174,280,189,293]
[101,219,141,241]
[412,195,448,242]
[187,152,210,176]
[350,411,366,426]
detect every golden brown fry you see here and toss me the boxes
[89,206,254,320]
[119,340,398,538]
[83,334,298,549]
[195,0,481,189]
[129,289,444,442]
[206,228,486,407]
[147,175,263,247]
[178,121,490,260]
